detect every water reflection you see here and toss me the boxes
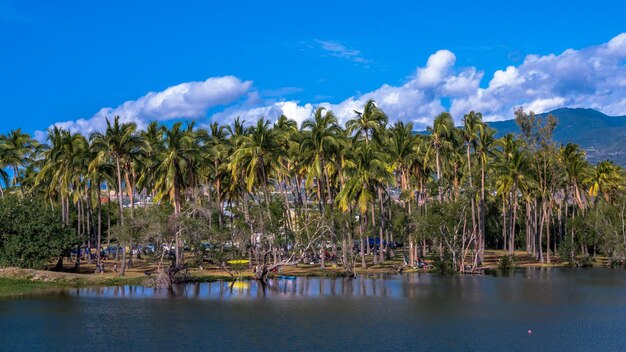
[61,274,441,300]
[53,268,626,304]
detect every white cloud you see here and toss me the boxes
[489,66,524,89]
[38,33,626,136]
[211,101,315,127]
[448,33,626,121]
[526,97,566,113]
[40,76,252,136]
[315,40,368,63]
[209,33,626,130]
[416,50,456,87]
[606,33,626,56]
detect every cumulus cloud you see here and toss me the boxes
[416,50,457,87]
[39,33,626,136]
[41,76,252,137]
[207,33,626,130]
[211,101,315,127]
[329,32,626,127]
[452,33,626,120]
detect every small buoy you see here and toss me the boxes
[528,330,532,334]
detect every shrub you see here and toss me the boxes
[498,254,516,271]
[0,195,79,269]
[430,248,456,275]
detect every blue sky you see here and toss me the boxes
[1,0,626,136]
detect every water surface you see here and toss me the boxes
[1,268,625,351]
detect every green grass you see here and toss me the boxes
[0,278,51,297]
[0,274,148,298]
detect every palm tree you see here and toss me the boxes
[0,140,11,197]
[558,143,591,260]
[385,121,419,262]
[152,122,200,268]
[227,116,250,138]
[346,99,388,145]
[300,107,344,212]
[229,118,280,205]
[496,138,530,253]
[90,116,145,275]
[588,160,624,204]
[338,141,393,268]
[561,143,590,209]
[137,122,166,196]
[0,128,35,191]
[274,115,299,231]
[462,111,482,257]
[88,146,115,273]
[427,112,456,201]
[475,123,497,263]
[206,121,231,227]
[37,127,79,224]
[35,129,91,269]
[388,121,417,192]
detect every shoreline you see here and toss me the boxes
[0,250,611,297]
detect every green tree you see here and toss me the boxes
[0,195,79,269]
[90,116,145,274]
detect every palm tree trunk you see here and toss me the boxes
[538,201,545,263]
[61,195,65,224]
[359,213,366,269]
[502,195,507,251]
[479,161,486,263]
[546,204,551,264]
[124,169,137,266]
[533,198,538,256]
[86,192,93,265]
[107,188,112,250]
[510,193,518,254]
[436,148,442,202]
[345,206,355,276]
[321,159,337,269]
[407,186,414,266]
[280,178,293,231]
[378,187,385,263]
[96,181,103,273]
[216,175,223,228]
[570,205,576,262]
[526,200,532,253]
[115,158,124,225]
[75,199,81,272]
[115,158,126,276]
[367,207,373,256]
[12,165,19,190]
[174,178,183,268]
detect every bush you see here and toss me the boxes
[0,195,79,269]
[609,258,625,268]
[430,248,456,275]
[498,254,516,271]
[579,255,594,268]
[558,240,576,267]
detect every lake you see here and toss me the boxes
[1,268,625,351]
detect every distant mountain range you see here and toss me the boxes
[488,108,626,165]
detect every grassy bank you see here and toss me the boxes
[0,267,147,297]
[0,250,605,297]
[0,278,50,297]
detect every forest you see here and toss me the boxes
[1,101,625,283]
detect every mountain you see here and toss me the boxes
[488,108,626,165]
